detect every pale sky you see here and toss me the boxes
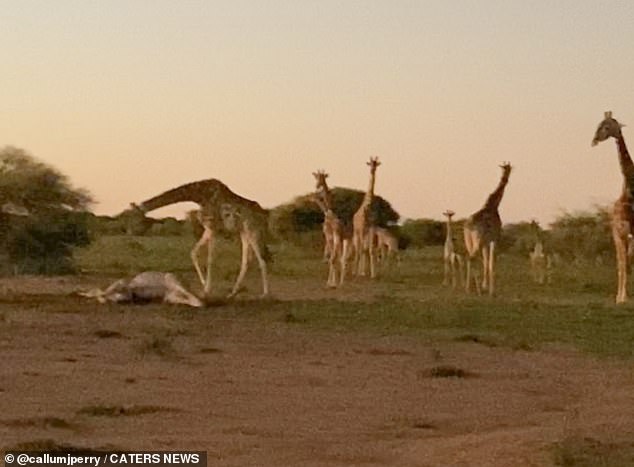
[2,0,634,224]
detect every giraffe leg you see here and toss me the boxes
[455,254,464,288]
[614,234,628,303]
[443,257,450,286]
[327,236,341,287]
[369,233,377,279]
[191,228,212,288]
[229,233,251,298]
[163,274,203,307]
[481,245,489,292]
[248,233,270,297]
[352,234,361,276]
[339,239,349,286]
[488,241,496,296]
[204,230,215,295]
[465,256,471,293]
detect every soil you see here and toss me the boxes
[2,277,634,466]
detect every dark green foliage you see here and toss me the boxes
[0,146,93,274]
[399,218,447,248]
[500,221,542,254]
[270,187,400,240]
[548,207,612,262]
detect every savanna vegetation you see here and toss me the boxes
[4,147,634,466]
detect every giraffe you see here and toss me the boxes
[79,271,203,307]
[463,162,512,295]
[442,210,463,288]
[352,157,381,278]
[373,227,400,266]
[592,111,634,303]
[312,171,335,262]
[310,190,352,287]
[124,179,270,298]
[528,220,551,285]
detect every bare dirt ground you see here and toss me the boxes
[2,277,634,466]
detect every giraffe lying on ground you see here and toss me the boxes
[78,271,203,307]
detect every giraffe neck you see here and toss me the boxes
[445,218,453,241]
[138,182,205,213]
[616,134,634,184]
[362,171,377,206]
[319,183,333,211]
[137,179,263,215]
[483,171,510,211]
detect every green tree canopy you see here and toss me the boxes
[0,146,94,274]
[270,187,400,240]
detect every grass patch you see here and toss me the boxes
[552,436,634,466]
[421,365,475,378]
[77,405,179,417]
[93,329,124,339]
[134,334,177,358]
[1,417,74,430]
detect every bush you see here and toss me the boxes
[400,218,447,248]
[548,207,612,262]
[0,147,93,274]
[270,187,400,241]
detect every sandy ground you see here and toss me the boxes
[2,277,634,466]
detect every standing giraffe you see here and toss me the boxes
[310,187,352,287]
[463,163,512,295]
[528,220,551,285]
[125,179,270,298]
[442,210,463,288]
[373,227,400,266]
[352,157,381,278]
[312,171,335,262]
[592,111,634,303]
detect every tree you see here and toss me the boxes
[270,187,400,241]
[0,146,93,274]
[548,207,612,262]
[400,218,447,248]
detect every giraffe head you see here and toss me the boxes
[367,157,381,173]
[442,210,455,219]
[312,170,329,191]
[592,111,625,146]
[499,162,512,178]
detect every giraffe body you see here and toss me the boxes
[463,163,512,295]
[373,227,400,266]
[78,271,203,307]
[313,171,335,262]
[352,157,381,278]
[528,221,552,285]
[592,112,634,303]
[126,179,270,298]
[311,174,353,287]
[442,210,463,288]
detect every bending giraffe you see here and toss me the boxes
[124,179,270,298]
[310,190,352,287]
[442,210,463,288]
[312,171,335,262]
[592,111,634,303]
[463,163,512,295]
[352,157,381,278]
